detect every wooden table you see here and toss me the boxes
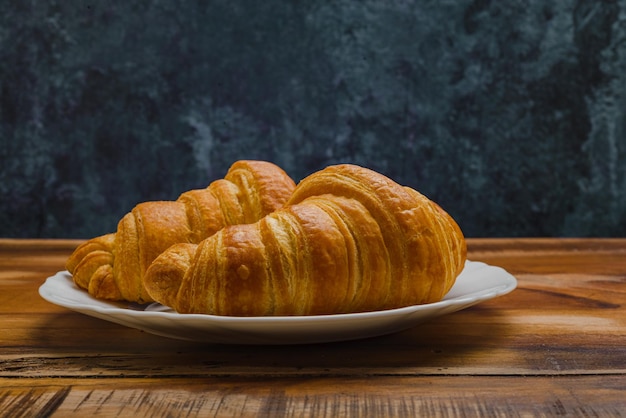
[1,238,625,416]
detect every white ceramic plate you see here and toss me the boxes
[39,260,516,345]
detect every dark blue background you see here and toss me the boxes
[1,1,625,238]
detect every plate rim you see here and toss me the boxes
[39,260,517,324]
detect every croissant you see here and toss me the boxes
[144,164,466,316]
[66,160,296,303]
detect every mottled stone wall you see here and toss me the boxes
[1,1,625,238]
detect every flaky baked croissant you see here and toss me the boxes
[66,160,296,303]
[144,164,466,316]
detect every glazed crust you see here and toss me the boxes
[66,160,296,303]
[144,164,466,315]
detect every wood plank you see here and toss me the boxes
[468,238,626,274]
[2,302,624,377]
[1,376,625,417]
[1,239,625,377]
[1,239,625,415]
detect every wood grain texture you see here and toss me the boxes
[1,238,625,416]
[1,376,625,417]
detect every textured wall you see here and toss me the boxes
[1,1,625,238]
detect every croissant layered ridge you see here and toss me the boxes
[144,164,467,316]
[66,160,296,303]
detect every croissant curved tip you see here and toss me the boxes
[66,233,116,295]
[144,243,196,308]
[66,233,115,273]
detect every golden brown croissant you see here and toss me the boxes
[144,164,466,316]
[66,160,296,303]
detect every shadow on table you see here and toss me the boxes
[27,304,513,377]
